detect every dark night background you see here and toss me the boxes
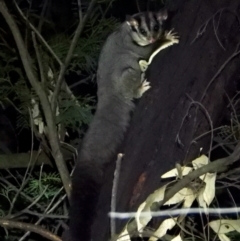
[0,0,240,241]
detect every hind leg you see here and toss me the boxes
[118,68,151,100]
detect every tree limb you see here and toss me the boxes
[160,140,240,206]
[119,141,240,238]
[0,219,61,241]
[0,0,71,198]
[51,0,98,112]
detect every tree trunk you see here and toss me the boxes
[91,1,240,240]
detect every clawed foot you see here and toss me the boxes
[146,29,179,66]
[164,29,179,44]
[137,79,151,97]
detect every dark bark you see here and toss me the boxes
[91,1,240,240]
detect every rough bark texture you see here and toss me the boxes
[91,1,240,240]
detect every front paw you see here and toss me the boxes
[164,29,179,44]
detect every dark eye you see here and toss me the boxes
[139,28,147,35]
[131,26,137,32]
[153,25,159,32]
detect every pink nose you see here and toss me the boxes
[149,38,156,43]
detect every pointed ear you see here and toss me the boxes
[126,15,138,27]
[156,8,168,21]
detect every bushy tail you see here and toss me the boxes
[62,161,104,241]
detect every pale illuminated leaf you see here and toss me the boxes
[209,219,240,233]
[149,218,177,241]
[202,172,216,205]
[182,188,196,208]
[218,234,231,241]
[135,202,147,231]
[117,226,131,241]
[161,166,192,178]
[197,187,207,209]
[164,188,190,206]
[136,185,167,231]
[192,155,209,169]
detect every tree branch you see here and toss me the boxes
[0,0,71,198]
[120,141,240,237]
[0,219,61,241]
[14,0,62,66]
[160,141,240,206]
[51,0,98,112]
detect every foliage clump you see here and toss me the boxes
[0,0,118,240]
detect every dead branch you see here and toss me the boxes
[52,0,98,112]
[160,140,240,207]
[0,0,71,198]
[0,219,61,241]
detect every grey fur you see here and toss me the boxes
[64,11,167,241]
[79,21,164,164]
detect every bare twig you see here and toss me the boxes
[184,97,214,162]
[19,187,67,240]
[32,32,45,84]
[37,0,48,32]
[159,141,240,207]
[200,43,240,103]
[212,10,225,51]
[7,117,39,216]
[14,0,62,66]
[52,0,98,112]
[175,97,214,159]
[227,189,240,219]
[0,219,61,241]
[0,0,71,198]
[110,141,240,241]
[191,8,240,45]
[135,0,141,12]
[77,0,83,22]
[7,187,48,219]
[69,74,95,89]
[24,210,68,219]
[177,33,240,159]
[0,177,45,211]
[111,153,124,238]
